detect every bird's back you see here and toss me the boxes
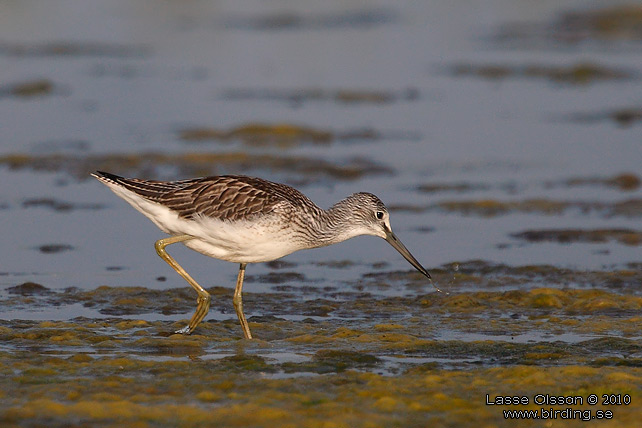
[92,171,320,222]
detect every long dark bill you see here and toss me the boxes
[384,228,431,279]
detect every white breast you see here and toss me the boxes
[180,215,305,263]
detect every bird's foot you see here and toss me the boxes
[174,325,192,335]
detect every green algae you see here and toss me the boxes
[0,41,149,57]
[2,262,642,426]
[494,5,642,46]
[568,107,642,127]
[512,229,641,246]
[391,197,642,218]
[439,199,642,218]
[22,197,105,212]
[413,173,640,198]
[4,262,642,324]
[561,173,641,191]
[222,8,396,31]
[558,5,642,40]
[179,123,333,147]
[7,282,52,296]
[179,123,417,147]
[0,151,391,182]
[0,330,641,426]
[449,62,632,85]
[0,79,55,98]
[1,349,641,427]
[221,87,419,106]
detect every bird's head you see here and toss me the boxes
[338,193,431,279]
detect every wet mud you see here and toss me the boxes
[0,79,56,98]
[2,261,642,426]
[35,244,75,254]
[1,360,640,427]
[1,1,640,426]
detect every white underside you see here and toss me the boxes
[102,181,305,263]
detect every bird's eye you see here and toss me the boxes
[376,211,384,220]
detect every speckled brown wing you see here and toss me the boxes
[93,172,315,221]
[159,176,295,221]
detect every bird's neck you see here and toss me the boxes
[308,199,364,247]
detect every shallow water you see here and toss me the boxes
[1,0,641,426]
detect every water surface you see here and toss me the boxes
[1,0,641,426]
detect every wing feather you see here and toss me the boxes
[92,171,318,221]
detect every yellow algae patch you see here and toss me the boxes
[373,396,401,412]
[423,374,446,387]
[135,335,206,353]
[21,367,58,377]
[49,331,83,345]
[89,392,125,402]
[444,199,508,216]
[3,282,642,427]
[28,399,69,417]
[332,327,363,338]
[604,371,642,386]
[66,390,82,401]
[625,316,642,325]
[529,287,566,297]
[195,390,223,403]
[115,320,150,330]
[2,363,642,427]
[523,352,567,361]
[489,365,557,387]
[113,297,147,306]
[8,79,54,97]
[71,401,141,420]
[558,366,599,379]
[576,297,620,311]
[207,403,294,426]
[568,291,642,312]
[443,293,484,309]
[528,288,564,308]
[365,333,431,351]
[38,320,62,328]
[374,323,404,331]
[179,123,333,146]
[286,334,336,344]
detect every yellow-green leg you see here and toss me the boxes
[155,235,210,334]
[233,263,252,339]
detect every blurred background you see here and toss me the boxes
[0,0,640,306]
[2,3,641,424]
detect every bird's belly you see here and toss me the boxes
[181,217,303,263]
[99,184,305,263]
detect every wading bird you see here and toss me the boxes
[92,171,434,339]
